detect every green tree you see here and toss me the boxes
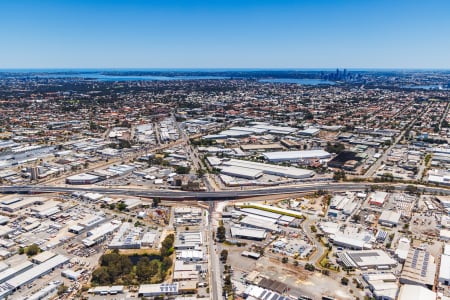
[175,165,191,174]
[92,267,111,285]
[152,197,161,208]
[117,202,128,211]
[220,249,228,263]
[26,244,40,257]
[216,225,226,242]
[136,257,152,282]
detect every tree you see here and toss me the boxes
[152,197,161,208]
[160,234,175,257]
[405,185,418,194]
[333,170,346,181]
[341,277,349,285]
[216,225,226,242]
[196,168,206,178]
[136,257,153,282]
[220,250,228,263]
[351,214,361,223]
[281,257,288,264]
[175,165,191,174]
[117,202,127,211]
[57,284,68,295]
[26,244,40,257]
[92,267,111,285]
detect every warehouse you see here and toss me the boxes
[26,282,62,300]
[240,215,280,233]
[83,222,121,247]
[109,223,142,249]
[378,210,401,227]
[138,283,178,297]
[237,203,303,219]
[176,250,203,262]
[368,191,389,206]
[221,159,315,179]
[0,261,33,284]
[31,251,56,264]
[230,226,267,241]
[330,233,373,250]
[362,272,399,300]
[141,232,156,247]
[400,248,436,289]
[395,237,411,263]
[5,254,69,291]
[240,143,284,152]
[337,250,397,270]
[174,232,203,249]
[220,165,263,180]
[397,284,436,300]
[173,270,199,282]
[77,215,105,231]
[262,150,331,163]
[62,269,82,280]
[0,197,43,213]
[299,127,320,136]
[439,253,450,285]
[65,173,101,185]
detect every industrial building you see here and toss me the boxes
[400,248,436,289]
[3,254,69,294]
[62,269,82,281]
[368,191,389,206]
[397,284,436,300]
[174,232,203,250]
[439,252,450,285]
[220,165,263,179]
[82,221,121,247]
[65,173,101,184]
[378,210,401,227]
[239,215,280,233]
[109,223,142,249]
[330,232,373,250]
[262,150,331,163]
[337,250,397,270]
[395,237,411,263]
[138,283,179,297]
[176,250,203,262]
[220,159,315,179]
[362,272,399,300]
[230,226,267,241]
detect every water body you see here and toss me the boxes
[259,78,335,85]
[20,73,230,81]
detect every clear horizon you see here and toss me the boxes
[1,0,449,69]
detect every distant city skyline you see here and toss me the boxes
[1,0,449,69]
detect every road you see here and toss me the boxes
[302,216,324,264]
[364,101,431,178]
[1,182,450,200]
[207,201,223,300]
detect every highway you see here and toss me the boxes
[1,182,449,200]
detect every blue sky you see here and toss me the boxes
[0,0,449,69]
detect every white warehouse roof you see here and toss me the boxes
[262,150,331,162]
[222,159,314,179]
[397,284,436,300]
